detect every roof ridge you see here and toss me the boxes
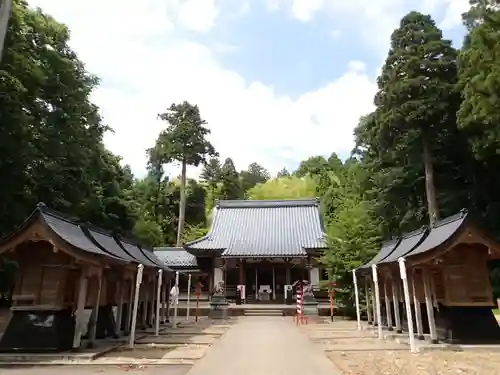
[401,226,428,239]
[432,209,467,228]
[216,198,319,209]
[36,202,82,226]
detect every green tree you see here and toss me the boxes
[277,167,291,178]
[219,158,242,200]
[240,162,270,194]
[373,11,460,226]
[150,101,217,246]
[294,156,329,177]
[247,176,317,200]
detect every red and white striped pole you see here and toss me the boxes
[296,282,303,325]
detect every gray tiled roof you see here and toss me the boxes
[379,227,428,264]
[406,210,467,258]
[358,238,400,270]
[86,227,136,262]
[117,239,161,268]
[40,208,122,260]
[154,247,198,268]
[185,199,327,258]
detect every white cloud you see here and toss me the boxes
[28,0,376,179]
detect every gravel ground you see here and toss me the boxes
[0,365,192,375]
[328,350,500,375]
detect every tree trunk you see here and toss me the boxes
[176,160,187,246]
[422,133,440,226]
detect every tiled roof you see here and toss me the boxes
[2,203,171,270]
[154,247,198,268]
[379,227,428,264]
[406,210,467,258]
[358,238,400,270]
[39,207,122,261]
[185,199,327,258]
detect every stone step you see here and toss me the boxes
[244,310,283,316]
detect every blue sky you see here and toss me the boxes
[29,0,470,178]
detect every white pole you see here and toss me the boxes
[0,0,13,63]
[371,265,383,339]
[352,270,361,331]
[172,271,179,328]
[186,273,192,321]
[155,269,163,336]
[398,258,416,353]
[423,268,438,343]
[129,264,144,349]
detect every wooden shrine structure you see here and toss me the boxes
[0,203,171,352]
[356,210,500,343]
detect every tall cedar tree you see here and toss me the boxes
[374,12,458,225]
[458,1,500,159]
[150,101,217,246]
[220,158,241,200]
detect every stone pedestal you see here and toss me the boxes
[0,309,75,352]
[302,295,319,316]
[209,295,229,319]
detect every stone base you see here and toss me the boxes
[0,309,75,352]
[209,295,229,319]
[302,295,319,316]
[435,306,500,343]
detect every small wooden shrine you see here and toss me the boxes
[357,210,500,343]
[0,203,170,352]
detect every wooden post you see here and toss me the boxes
[365,279,372,324]
[352,271,361,330]
[423,268,438,343]
[392,278,402,333]
[149,278,156,326]
[398,258,416,353]
[126,279,134,334]
[411,270,424,340]
[272,266,276,300]
[383,278,393,330]
[161,274,167,323]
[115,279,125,337]
[371,265,383,339]
[142,283,149,327]
[72,268,88,350]
[155,269,163,336]
[88,274,103,348]
[129,264,144,348]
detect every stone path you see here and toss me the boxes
[185,316,342,375]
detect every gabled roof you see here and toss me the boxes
[358,237,400,270]
[154,247,198,268]
[0,203,171,270]
[405,210,467,259]
[185,199,327,258]
[379,226,428,264]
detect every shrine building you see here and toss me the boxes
[156,199,329,303]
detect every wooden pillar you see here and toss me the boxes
[370,278,378,326]
[411,270,424,340]
[383,278,393,330]
[142,281,149,327]
[392,278,402,333]
[115,279,125,336]
[72,268,88,350]
[255,266,258,300]
[285,262,291,285]
[149,278,156,326]
[423,269,438,343]
[126,279,134,334]
[88,274,103,348]
[272,266,276,300]
[239,259,245,285]
[161,274,168,323]
[364,279,372,324]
